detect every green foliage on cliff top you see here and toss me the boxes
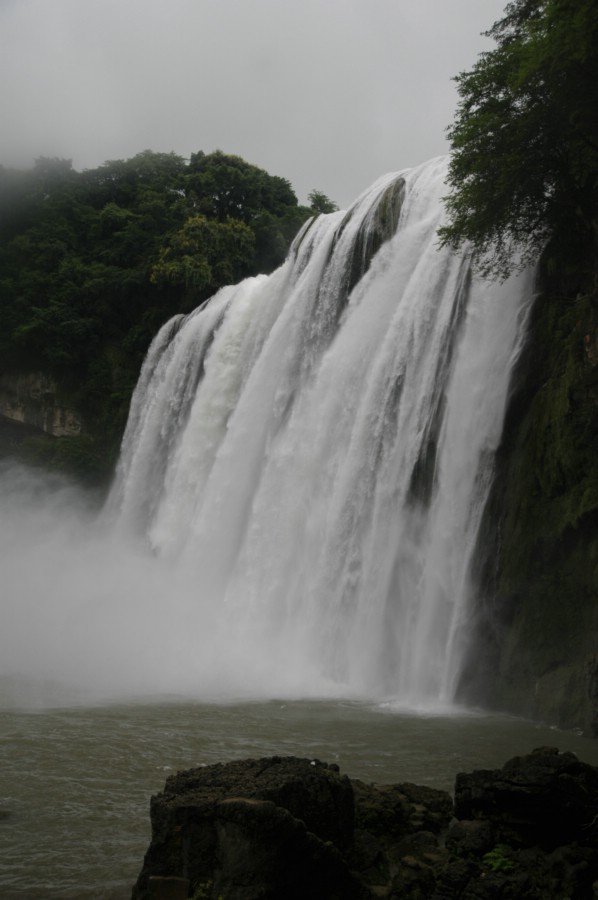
[439,0,598,279]
[0,150,318,481]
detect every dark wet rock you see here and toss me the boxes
[132,756,361,899]
[132,748,598,899]
[132,755,452,900]
[442,747,598,899]
[148,876,189,900]
[454,745,598,848]
[348,779,452,898]
[445,819,495,857]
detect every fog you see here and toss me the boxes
[1,0,509,207]
[0,461,337,708]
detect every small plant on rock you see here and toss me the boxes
[482,843,516,873]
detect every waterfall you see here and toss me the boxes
[107,156,534,706]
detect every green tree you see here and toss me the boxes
[150,214,255,303]
[186,150,310,272]
[439,0,598,279]
[0,149,328,482]
[187,150,296,222]
[308,189,339,215]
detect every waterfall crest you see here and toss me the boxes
[108,156,534,706]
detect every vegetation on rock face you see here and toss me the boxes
[0,150,320,482]
[439,0,598,279]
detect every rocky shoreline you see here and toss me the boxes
[132,746,598,899]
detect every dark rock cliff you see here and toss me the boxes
[458,258,598,734]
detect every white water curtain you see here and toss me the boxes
[108,156,534,706]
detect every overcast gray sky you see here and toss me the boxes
[1,0,507,208]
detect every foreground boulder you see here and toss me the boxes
[440,746,598,899]
[132,748,598,899]
[454,745,598,848]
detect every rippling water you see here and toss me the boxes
[2,696,598,899]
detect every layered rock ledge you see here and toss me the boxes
[132,747,598,899]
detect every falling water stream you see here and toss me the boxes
[108,156,534,704]
[1,157,560,898]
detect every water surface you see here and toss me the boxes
[2,697,598,899]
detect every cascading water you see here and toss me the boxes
[107,156,534,707]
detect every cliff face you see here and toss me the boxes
[0,372,82,437]
[458,263,598,735]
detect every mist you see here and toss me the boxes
[0,461,337,708]
[0,0,509,209]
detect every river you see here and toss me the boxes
[2,695,598,899]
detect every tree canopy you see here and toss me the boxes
[0,149,315,479]
[308,190,339,215]
[439,0,598,279]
